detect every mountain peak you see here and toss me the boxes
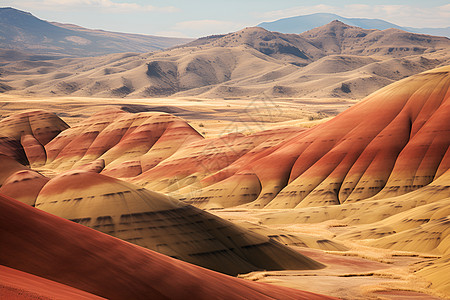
[0,6,33,16]
[329,19,348,26]
[230,26,272,36]
[323,19,356,29]
[300,20,374,38]
[1,7,22,11]
[241,26,270,32]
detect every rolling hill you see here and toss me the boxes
[0,21,449,99]
[0,109,326,276]
[0,65,449,298]
[0,66,447,225]
[0,193,335,300]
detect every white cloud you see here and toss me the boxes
[6,0,178,13]
[258,4,450,28]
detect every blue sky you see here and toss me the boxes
[3,0,450,37]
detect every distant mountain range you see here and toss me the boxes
[2,7,449,61]
[0,7,192,58]
[258,13,450,38]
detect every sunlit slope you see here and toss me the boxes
[34,170,323,275]
[0,194,335,300]
[0,66,448,210]
[267,65,450,208]
[0,110,68,166]
[142,66,449,209]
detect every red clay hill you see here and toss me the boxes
[0,193,336,300]
[128,65,450,209]
[0,65,449,298]
[0,66,448,210]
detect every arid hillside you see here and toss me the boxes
[0,65,449,299]
[0,193,334,300]
[1,21,449,99]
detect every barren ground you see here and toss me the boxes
[0,94,447,300]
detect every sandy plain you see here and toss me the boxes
[214,208,447,300]
[0,94,355,136]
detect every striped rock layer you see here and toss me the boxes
[0,67,448,210]
[34,170,323,275]
[0,194,335,300]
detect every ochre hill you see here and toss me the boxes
[43,109,203,173]
[0,169,49,205]
[130,65,449,209]
[416,254,450,294]
[0,110,68,166]
[257,169,450,294]
[33,170,324,275]
[0,65,449,297]
[0,194,335,300]
[0,109,327,276]
[265,65,450,208]
[0,67,448,210]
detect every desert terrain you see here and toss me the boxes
[1,21,450,100]
[1,65,449,299]
[0,6,449,300]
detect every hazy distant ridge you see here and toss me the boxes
[258,13,450,38]
[0,7,192,58]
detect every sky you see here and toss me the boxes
[2,0,450,38]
